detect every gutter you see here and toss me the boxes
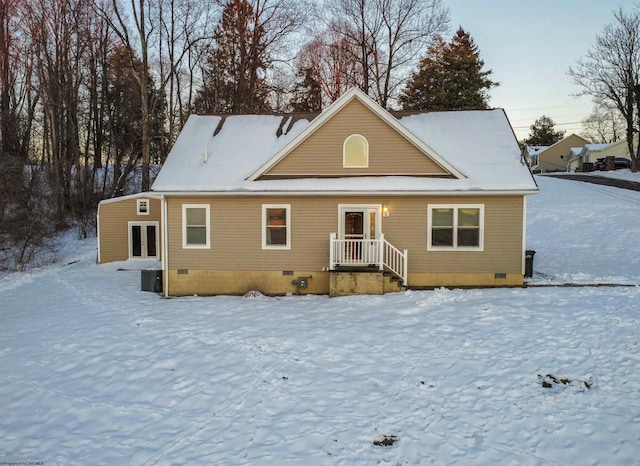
[150,189,540,197]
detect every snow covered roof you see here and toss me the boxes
[523,145,548,156]
[582,143,613,152]
[152,89,538,195]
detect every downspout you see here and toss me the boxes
[161,194,169,297]
[522,196,527,278]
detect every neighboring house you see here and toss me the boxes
[590,137,635,164]
[522,145,548,170]
[574,143,614,171]
[97,88,539,297]
[535,134,590,173]
[566,137,635,171]
[566,147,587,172]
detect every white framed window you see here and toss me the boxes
[262,204,291,250]
[182,204,210,249]
[427,204,484,251]
[343,134,369,168]
[137,199,149,215]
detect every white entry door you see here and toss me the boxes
[339,205,381,264]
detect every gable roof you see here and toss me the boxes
[248,87,464,181]
[523,145,549,156]
[152,90,537,195]
[538,133,591,156]
[578,142,613,156]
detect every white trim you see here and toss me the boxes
[137,198,150,215]
[127,221,160,258]
[161,195,168,297]
[153,189,539,197]
[182,204,211,249]
[98,192,163,205]
[262,204,291,250]
[427,204,485,251]
[343,134,369,168]
[96,211,101,263]
[246,87,466,181]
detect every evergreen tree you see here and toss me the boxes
[193,0,271,114]
[289,65,323,112]
[106,44,166,196]
[523,115,565,146]
[400,27,498,111]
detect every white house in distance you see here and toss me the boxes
[97,88,539,297]
[567,136,635,172]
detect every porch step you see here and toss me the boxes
[329,269,407,297]
[383,271,408,293]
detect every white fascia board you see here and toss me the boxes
[98,192,163,205]
[156,189,539,197]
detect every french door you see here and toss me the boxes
[129,222,159,259]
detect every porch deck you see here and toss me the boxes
[329,233,408,286]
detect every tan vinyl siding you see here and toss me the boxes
[165,195,524,277]
[264,99,450,177]
[98,196,162,263]
[537,134,590,172]
[378,196,523,274]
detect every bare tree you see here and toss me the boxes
[156,0,215,147]
[327,0,449,107]
[25,0,92,219]
[581,101,626,143]
[294,26,362,107]
[0,0,60,269]
[194,0,307,114]
[95,0,155,191]
[568,7,640,171]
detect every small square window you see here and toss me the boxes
[137,199,149,215]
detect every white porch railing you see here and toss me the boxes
[329,233,408,286]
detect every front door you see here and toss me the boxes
[129,222,158,259]
[339,205,380,264]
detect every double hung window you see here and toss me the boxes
[262,204,290,249]
[428,205,483,250]
[183,204,210,248]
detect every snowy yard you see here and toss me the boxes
[1,175,640,465]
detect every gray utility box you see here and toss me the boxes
[141,269,163,293]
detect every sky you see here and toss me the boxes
[446,0,638,141]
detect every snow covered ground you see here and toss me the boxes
[1,174,639,465]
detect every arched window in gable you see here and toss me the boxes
[343,134,369,168]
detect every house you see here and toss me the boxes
[569,143,613,172]
[521,145,548,171]
[535,134,590,173]
[566,147,587,172]
[588,137,635,169]
[566,136,635,171]
[97,88,539,297]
